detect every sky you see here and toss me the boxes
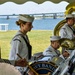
[0,1,69,15]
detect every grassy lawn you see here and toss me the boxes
[0,30,54,59]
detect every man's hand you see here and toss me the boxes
[15,58,28,67]
[63,50,70,58]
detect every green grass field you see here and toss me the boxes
[0,30,53,59]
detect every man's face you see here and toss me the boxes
[68,18,74,26]
[52,40,60,49]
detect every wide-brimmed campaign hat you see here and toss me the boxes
[18,14,34,22]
